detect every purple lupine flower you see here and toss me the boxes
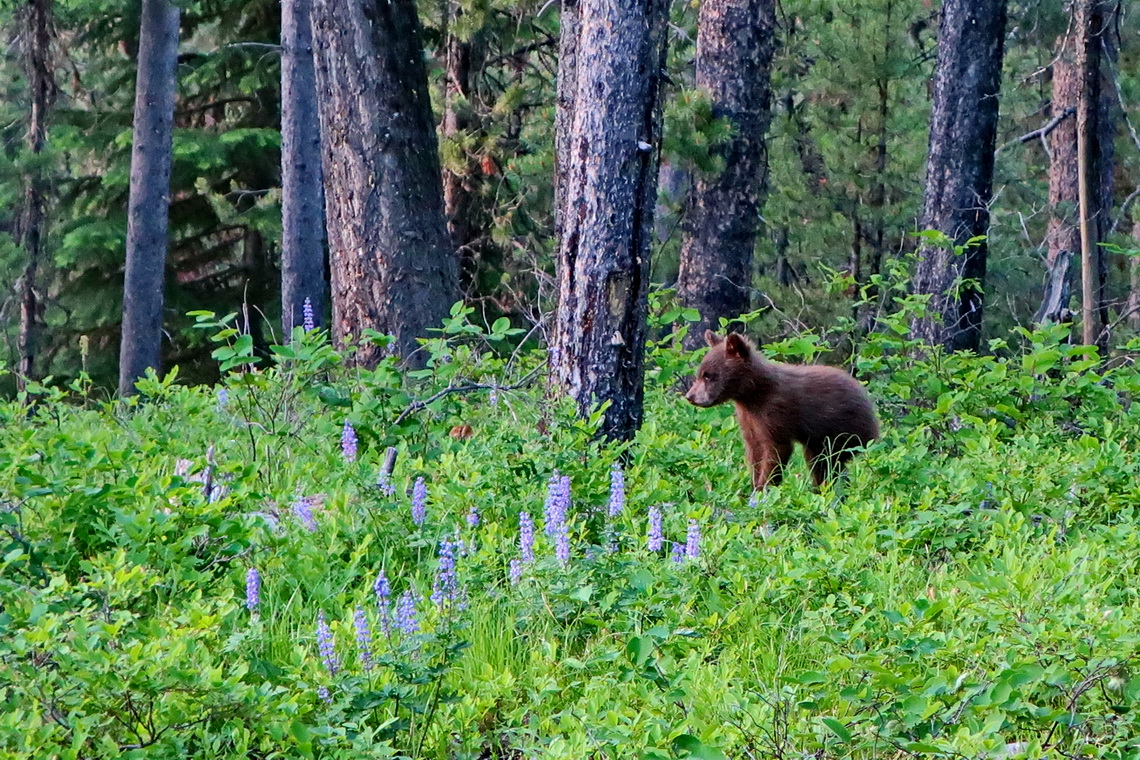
[216,387,229,410]
[317,685,332,704]
[466,505,480,528]
[554,523,570,566]
[671,541,685,564]
[374,570,392,636]
[544,473,571,536]
[509,558,523,585]
[647,505,663,552]
[411,477,427,526]
[316,612,340,676]
[341,421,358,462]
[519,511,535,563]
[608,462,625,518]
[748,491,760,509]
[353,606,373,672]
[488,387,499,406]
[245,567,260,613]
[685,519,701,561]
[431,538,461,610]
[395,590,420,635]
[302,297,315,332]
[292,495,318,532]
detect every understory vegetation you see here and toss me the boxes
[2,291,1139,759]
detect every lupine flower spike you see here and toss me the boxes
[245,567,260,614]
[647,506,663,552]
[411,477,428,526]
[671,542,685,564]
[316,612,340,676]
[353,606,373,672]
[685,519,701,561]
[341,420,358,462]
[519,512,535,563]
[374,570,392,636]
[302,297,315,332]
[292,495,318,532]
[395,590,420,635]
[608,462,625,518]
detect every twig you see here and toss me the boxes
[391,362,546,427]
[998,107,1075,154]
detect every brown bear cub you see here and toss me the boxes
[686,330,879,490]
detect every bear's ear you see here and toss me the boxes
[704,329,724,347]
[724,333,750,359]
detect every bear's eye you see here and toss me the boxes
[703,372,717,382]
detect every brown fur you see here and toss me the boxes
[686,330,879,490]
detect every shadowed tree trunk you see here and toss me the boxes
[910,0,1008,352]
[119,0,180,396]
[1130,217,1140,331]
[675,0,776,349]
[441,13,492,297]
[551,0,671,441]
[1074,0,1109,349]
[311,0,457,367]
[16,0,56,391]
[281,0,326,334]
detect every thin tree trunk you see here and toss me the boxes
[119,0,180,396]
[311,0,458,368]
[281,0,326,334]
[16,0,55,391]
[551,0,671,441]
[1129,218,1140,331]
[910,0,1008,352]
[1075,0,1103,349]
[675,0,776,349]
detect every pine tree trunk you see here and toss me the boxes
[119,0,180,396]
[910,0,1008,352]
[553,0,580,246]
[675,0,775,348]
[1129,218,1140,332]
[441,18,489,296]
[281,0,326,334]
[16,0,55,391]
[1075,0,1103,350]
[551,0,671,441]
[311,0,458,368]
[1037,43,1079,327]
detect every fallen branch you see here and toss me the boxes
[391,362,546,427]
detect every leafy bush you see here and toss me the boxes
[1,305,1138,759]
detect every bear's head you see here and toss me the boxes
[685,330,756,407]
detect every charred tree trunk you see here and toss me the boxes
[910,0,1008,352]
[551,0,671,441]
[1075,0,1104,349]
[118,0,180,396]
[553,0,580,246]
[675,0,776,348]
[281,0,326,334]
[311,0,458,367]
[16,0,56,391]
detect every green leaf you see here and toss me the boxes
[821,717,852,744]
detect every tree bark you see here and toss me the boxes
[551,0,671,441]
[281,0,326,334]
[675,0,776,348]
[1074,0,1104,350]
[910,0,1008,352]
[553,0,580,247]
[16,0,56,391]
[1038,42,1079,327]
[311,0,458,368]
[119,0,180,396]
[1129,218,1140,332]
